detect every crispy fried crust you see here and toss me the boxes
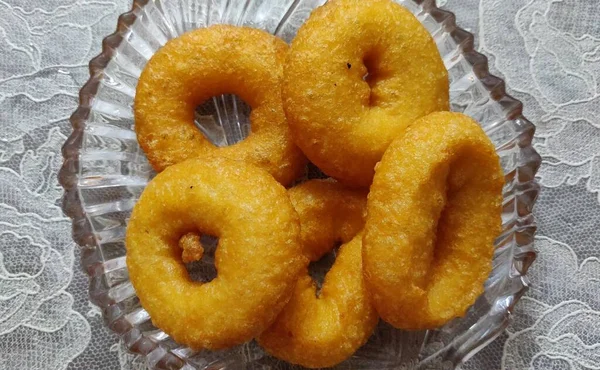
[283,0,449,186]
[363,112,504,330]
[288,179,367,261]
[126,157,305,349]
[134,25,306,185]
[258,180,377,368]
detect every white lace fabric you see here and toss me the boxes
[0,0,598,369]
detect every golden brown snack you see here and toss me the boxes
[288,179,368,261]
[258,180,377,368]
[363,112,504,330]
[126,157,305,349]
[283,0,449,187]
[258,234,378,368]
[134,25,306,185]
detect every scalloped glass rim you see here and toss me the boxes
[59,0,541,369]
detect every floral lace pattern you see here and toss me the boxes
[0,1,128,369]
[446,0,600,369]
[0,0,598,369]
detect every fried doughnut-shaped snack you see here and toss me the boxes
[258,180,378,368]
[283,0,449,186]
[363,112,504,330]
[288,179,368,261]
[126,157,305,349]
[134,25,306,185]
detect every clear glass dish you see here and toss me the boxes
[59,0,541,369]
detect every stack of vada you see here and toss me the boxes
[125,0,504,367]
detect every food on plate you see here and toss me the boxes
[125,157,305,349]
[363,112,504,330]
[258,232,378,368]
[258,180,375,368]
[287,179,368,261]
[134,24,306,185]
[283,0,449,186]
[123,0,505,361]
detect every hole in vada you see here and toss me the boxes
[288,163,329,187]
[180,232,218,283]
[306,162,329,180]
[194,94,252,148]
[308,245,340,297]
[363,53,382,107]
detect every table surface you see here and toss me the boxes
[0,0,598,369]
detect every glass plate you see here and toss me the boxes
[59,0,541,369]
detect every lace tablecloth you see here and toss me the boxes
[0,0,598,369]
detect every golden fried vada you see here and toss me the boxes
[134,25,306,185]
[258,234,377,368]
[283,0,449,186]
[258,180,377,368]
[288,179,367,261]
[126,157,305,349]
[363,112,504,330]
